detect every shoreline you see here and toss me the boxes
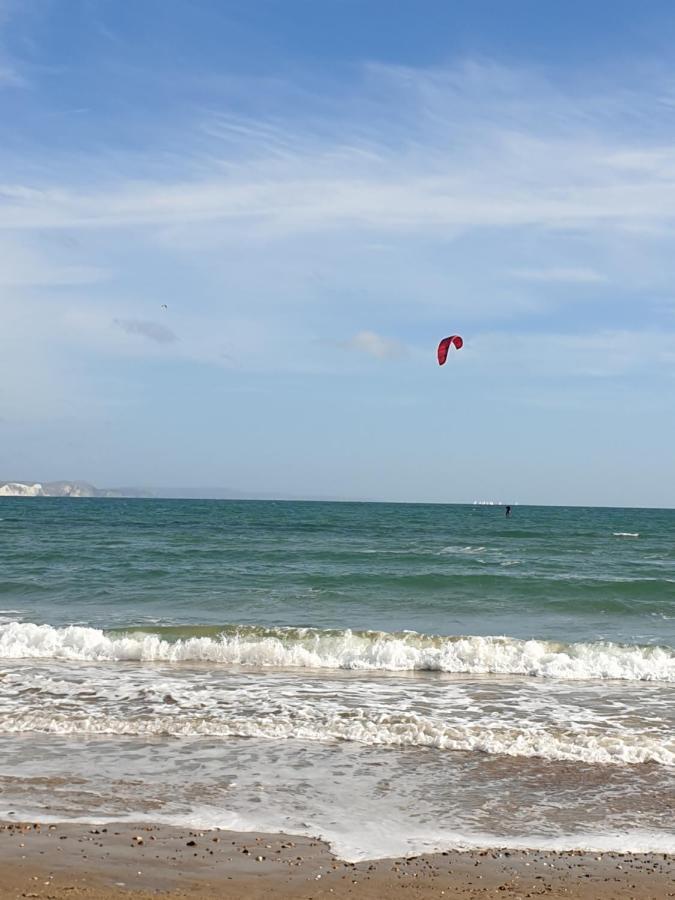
[1,821,673,899]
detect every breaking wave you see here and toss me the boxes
[1,621,673,682]
[1,709,672,766]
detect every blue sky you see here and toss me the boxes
[2,0,675,505]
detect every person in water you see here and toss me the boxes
[505,505,512,517]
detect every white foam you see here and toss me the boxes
[2,709,672,766]
[1,621,673,683]
[2,689,673,860]
[613,532,640,537]
[1,806,672,861]
[120,816,675,860]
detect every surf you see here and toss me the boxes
[1,620,673,682]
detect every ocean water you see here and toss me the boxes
[0,498,673,859]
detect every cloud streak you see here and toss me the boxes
[4,59,675,410]
[4,154,675,237]
[114,318,177,344]
[509,267,608,284]
[4,63,675,243]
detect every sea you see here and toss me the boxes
[0,498,673,861]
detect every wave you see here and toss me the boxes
[1,709,672,766]
[1,621,673,682]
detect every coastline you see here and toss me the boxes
[1,821,673,900]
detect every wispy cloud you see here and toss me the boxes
[4,153,675,236]
[0,63,24,87]
[509,267,608,284]
[466,329,675,378]
[4,63,675,242]
[4,59,675,398]
[114,318,177,344]
[343,330,406,360]
[0,239,108,286]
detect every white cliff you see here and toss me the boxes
[0,481,150,498]
[0,482,44,497]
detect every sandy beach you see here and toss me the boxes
[1,821,673,900]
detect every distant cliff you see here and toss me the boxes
[0,480,152,498]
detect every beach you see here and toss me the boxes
[6,0,675,894]
[1,499,673,896]
[2,821,674,899]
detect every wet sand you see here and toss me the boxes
[1,821,673,899]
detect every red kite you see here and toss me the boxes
[437,335,463,365]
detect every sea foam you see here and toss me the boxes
[2,708,673,766]
[1,620,673,682]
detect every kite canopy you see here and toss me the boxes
[437,335,463,365]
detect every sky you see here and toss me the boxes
[2,0,675,506]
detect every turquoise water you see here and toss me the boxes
[0,499,673,859]
[2,499,673,643]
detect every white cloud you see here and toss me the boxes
[344,331,406,360]
[4,63,675,242]
[3,157,675,237]
[3,59,675,399]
